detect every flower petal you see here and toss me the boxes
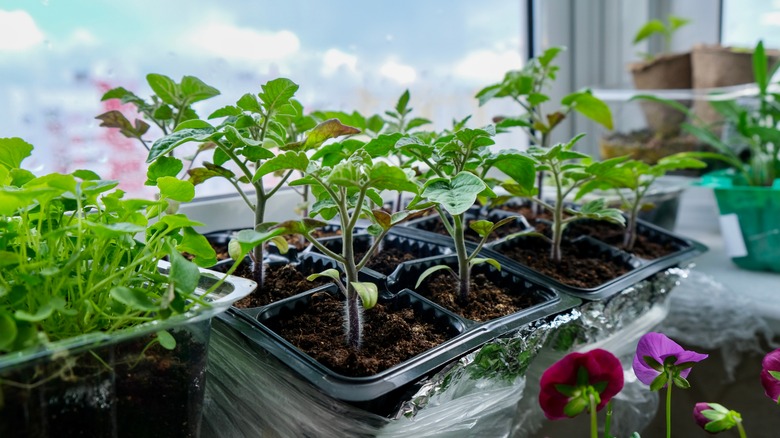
[761,349,780,402]
[633,332,706,386]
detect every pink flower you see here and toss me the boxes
[761,348,780,403]
[538,349,624,420]
[632,332,708,389]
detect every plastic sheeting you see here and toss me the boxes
[200,266,775,437]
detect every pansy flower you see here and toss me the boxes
[632,332,708,390]
[761,348,780,403]
[693,402,744,435]
[539,348,624,420]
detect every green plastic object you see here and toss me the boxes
[700,169,780,272]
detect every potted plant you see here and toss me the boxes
[0,137,257,437]
[641,41,780,272]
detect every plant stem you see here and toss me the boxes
[604,400,613,438]
[736,419,748,438]
[252,183,266,290]
[341,205,361,349]
[589,393,598,438]
[551,168,564,262]
[666,375,672,438]
[624,198,640,250]
[452,214,470,304]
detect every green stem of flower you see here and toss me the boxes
[737,419,747,438]
[604,400,613,438]
[589,393,598,438]
[666,374,673,438]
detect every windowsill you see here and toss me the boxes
[673,184,780,322]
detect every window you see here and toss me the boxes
[1,1,528,198]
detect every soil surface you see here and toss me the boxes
[566,220,678,259]
[498,236,632,289]
[364,246,418,275]
[272,295,453,377]
[231,262,328,308]
[414,271,543,322]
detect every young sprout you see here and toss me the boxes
[399,126,534,304]
[476,47,614,214]
[254,148,418,349]
[632,15,691,59]
[144,78,358,294]
[503,134,626,262]
[577,154,705,250]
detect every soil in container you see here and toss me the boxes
[566,220,679,259]
[226,262,329,308]
[499,236,632,288]
[414,271,543,322]
[268,294,454,377]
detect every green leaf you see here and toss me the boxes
[469,220,494,238]
[101,86,143,104]
[269,235,289,254]
[554,383,578,397]
[72,169,101,181]
[364,133,403,158]
[673,375,691,389]
[649,372,668,391]
[302,119,361,149]
[395,89,410,114]
[307,269,342,282]
[470,257,501,271]
[233,227,288,256]
[168,247,200,295]
[538,46,564,67]
[237,93,263,113]
[643,355,664,371]
[95,110,149,139]
[415,265,455,289]
[174,119,214,132]
[253,151,309,182]
[422,172,488,216]
[180,75,220,104]
[147,127,216,162]
[668,16,691,32]
[178,227,218,268]
[111,286,158,311]
[492,152,536,189]
[156,330,177,350]
[0,138,33,170]
[87,221,146,238]
[368,161,418,193]
[406,117,431,131]
[754,40,769,94]
[769,370,780,381]
[157,177,195,202]
[208,105,242,119]
[0,312,17,351]
[563,397,588,418]
[147,156,183,184]
[188,167,222,185]
[147,73,180,106]
[259,78,299,113]
[351,282,378,310]
[633,20,666,44]
[565,91,613,130]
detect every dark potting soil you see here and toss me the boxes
[362,246,424,275]
[415,271,542,322]
[232,263,329,308]
[566,220,678,259]
[499,237,632,288]
[273,295,453,377]
[0,330,207,438]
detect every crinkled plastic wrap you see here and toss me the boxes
[201,266,772,437]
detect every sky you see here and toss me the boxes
[0,1,526,196]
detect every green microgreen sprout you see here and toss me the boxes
[632,15,691,60]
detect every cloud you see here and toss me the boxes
[321,48,358,76]
[379,59,416,84]
[453,49,523,83]
[0,10,45,52]
[182,22,300,62]
[761,11,780,26]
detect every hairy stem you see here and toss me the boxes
[452,214,471,304]
[341,206,362,350]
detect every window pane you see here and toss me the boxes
[722,0,780,48]
[1,1,526,198]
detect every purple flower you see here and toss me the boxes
[632,332,708,389]
[761,348,780,403]
[539,349,624,420]
[693,402,743,434]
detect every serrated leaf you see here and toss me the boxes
[208,105,242,119]
[181,75,220,104]
[351,282,378,309]
[368,161,418,193]
[364,133,403,158]
[147,127,216,162]
[147,73,180,106]
[259,78,299,113]
[237,93,262,113]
